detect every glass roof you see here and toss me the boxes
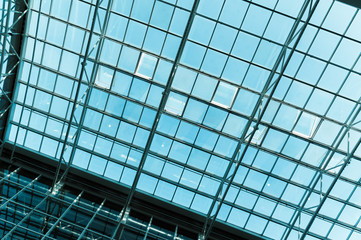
[3,0,361,239]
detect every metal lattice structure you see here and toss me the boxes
[0,163,202,239]
[1,0,361,239]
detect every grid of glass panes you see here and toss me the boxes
[0,0,14,87]
[4,0,361,239]
[7,0,193,193]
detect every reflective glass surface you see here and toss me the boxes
[4,0,361,239]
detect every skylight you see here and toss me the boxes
[2,0,361,239]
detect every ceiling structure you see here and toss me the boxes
[1,0,361,239]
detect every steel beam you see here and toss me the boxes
[0,185,113,239]
[201,0,320,238]
[0,218,56,240]
[301,138,361,239]
[283,53,361,239]
[0,166,20,183]
[0,174,40,209]
[0,145,262,240]
[0,0,27,149]
[1,180,54,239]
[57,0,114,182]
[7,0,43,162]
[77,199,106,240]
[52,0,103,189]
[111,0,200,238]
[40,191,83,239]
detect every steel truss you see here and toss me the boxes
[0,0,27,149]
[0,156,255,240]
[1,0,361,240]
[199,0,321,239]
[52,0,114,191]
[111,0,201,239]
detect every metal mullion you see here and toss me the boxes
[81,0,186,40]
[176,54,361,110]
[324,200,356,239]
[221,0,361,47]
[9,117,68,145]
[94,100,112,177]
[1,183,53,239]
[74,142,220,185]
[306,17,361,46]
[0,0,11,81]
[9,0,42,161]
[247,135,296,232]
[327,14,359,98]
[141,216,152,240]
[289,96,361,237]
[122,160,219,201]
[19,58,171,111]
[108,0,137,76]
[24,40,361,135]
[32,108,46,155]
[11,83,103,121]
[25,8,179,65]
[222,204,294,234]
[21,54,84,83]
[181,4,227,159]
[121,223,174,240]
[181,27,361,103]
[202,0,320,238]
[0,0,6,34]
[1,159,13,234]
[229,160,360,213]
[10,114,361,192]
[152,0,179,67]
[192,2,226,102]
[76,199,106,239]
[0,174,41,209]
[284,51,361,240]
[165,80,361,151]
[23,33,84,64]
[0,178,118,226]
[4,9,28,54]
[0,0,27,150]
[340,183,361,239]
[10,114,361,191]
[285,21,357,129]
[82,0,191,17]
[56,0,114,185]
[294,44,361,79]
[51,0,102,190]
[40,191,84,239]
[346,212,361,239]
[271,92,357,131]
[110,2,199,230]
[224,199,361,240]
[209,0,251,107]
[244,135,302,232]
[304,177,361,238]
[0,218,56,240]
[295,3,354,127]
[239,3,281,91]
[0,166,20,184]
[103,96,132,182]
[54,0,83,142]
[10,118,69,144]
[312,207,361,239]
[0,183,47,203]
[31,1,58,127]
